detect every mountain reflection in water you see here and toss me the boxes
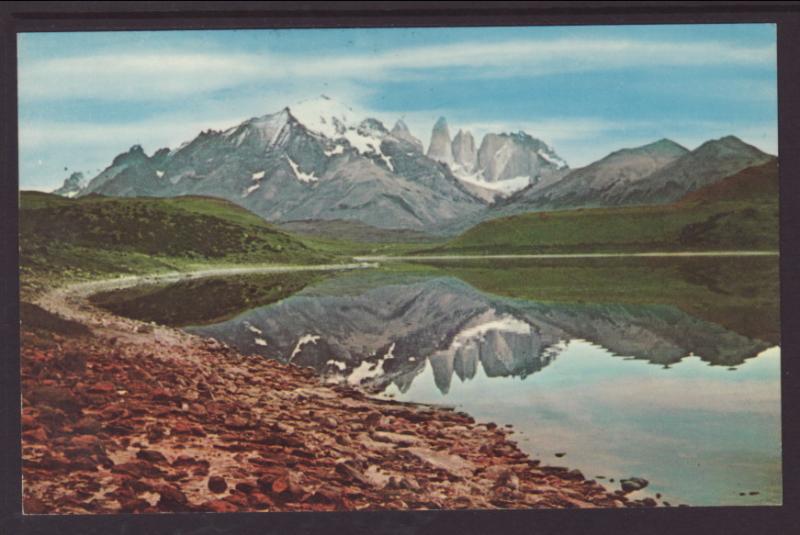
[186,274,772,394]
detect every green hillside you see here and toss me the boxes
[427,161,778,255]
[20,192,332,293]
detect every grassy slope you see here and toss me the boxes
[277,219,438,244]
[20,192,333,294]
[426,161,778,255]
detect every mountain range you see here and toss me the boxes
[496,135,774,216]
[52,95,776,234]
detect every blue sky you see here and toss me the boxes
[18,24,777,191]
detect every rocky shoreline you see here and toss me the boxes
[21,275,656,513]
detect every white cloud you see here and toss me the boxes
[19,37,776,102]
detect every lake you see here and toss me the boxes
[91,256,782,507]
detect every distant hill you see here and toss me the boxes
[499,138,689,212]
[617,136,774,205]
[424,160,778,255]
[20,192,331,284]
[277,219,438,244]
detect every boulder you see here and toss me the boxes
[620,477,649,493]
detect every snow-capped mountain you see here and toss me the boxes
[77,96,487,231]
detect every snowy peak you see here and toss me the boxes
[427,116,454,164]
[283,96,394,163]
[288,95,357,140]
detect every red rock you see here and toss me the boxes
[171,455,201,467]
[156,485,188,511]
[22,427,48,442]
[74,416,102,434]
[256,475,276,493]
[145,424,166,443]
[164,470,190,482]
[235,482,256,494]
[271,477,289,494]
[21,414,37,429]
[27,386,80,413]
[225,415,250,430]
[247,492,274,510]
[112,461,165,479]
[89,382,115,393]
[208,475,227,494]
[118,497,150,513]
[69,434,104,453]
[23,495,49,514]
[203,499,238,513]
[363,412,382,428]
[223,492,249,508]
[192,464,210,477]
[171,421,206,437]
[136,449,168,463]
[308,485,343,506]
[151,388,173,402]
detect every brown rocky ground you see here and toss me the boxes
[21,276,655,514]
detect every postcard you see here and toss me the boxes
[17,23,780,514]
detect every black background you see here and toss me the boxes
[1,3,798,534]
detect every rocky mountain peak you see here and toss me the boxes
[427,116,454,164]
[392,119,411,134]
[390,120,424,153]
[110,144,151,167]
[697,135,766,156]
[451,129,477,172]
[476,131,567,183]
[52,171,87,198]
[221,108,295,150]
[357,118,389,138]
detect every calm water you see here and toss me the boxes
[97,259,782,506]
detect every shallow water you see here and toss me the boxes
[383,341,781,506]
[97,258,782,506]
